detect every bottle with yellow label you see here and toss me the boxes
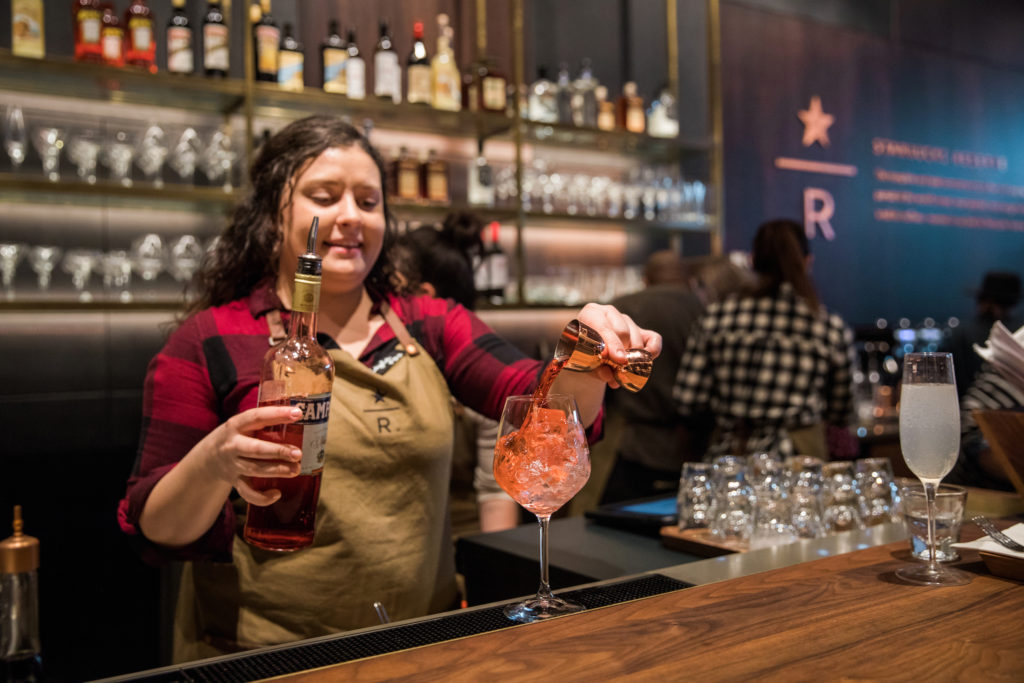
[430,14,460,111]
[277,22,303,91]
[11,0,45,59]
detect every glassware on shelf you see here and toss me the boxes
[101,250,133,302]
[27,245,63,291]
[200,128,236,191]
[168,234,203,282]
[135,124,169,188]
[62,249,102,301]
[103,130,136,187]
[32,127,65,183]
[0,242,26,300]
[821,461,865,533]
[169,127,202,184]
[130,233,166,282]
[67,131,101,185]
[4,105,27,171]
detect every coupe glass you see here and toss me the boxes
[68,131,101,185]
[167,234,204,282]
[62,249,102,301]
[4,105,27,171]
[135,124,168,188]
[168,127,202,184]
[27,245,62,291]
[130,233,166,281]
[32,127,65,182]
[200,128,236,191]
[104,131,135,187]
[493,393,591,623]
[894,352,971,586]
[101,250,133,302]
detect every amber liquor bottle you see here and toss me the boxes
[252,0,280,82]
[203,0,229,77]
[244,218,335,552]
[123,0,156,72]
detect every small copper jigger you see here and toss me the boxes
[554,319,653,392]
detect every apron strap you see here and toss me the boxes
[381,302,420,356]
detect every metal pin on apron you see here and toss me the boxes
[373,601,391,624]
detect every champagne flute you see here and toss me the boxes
[493,393,591,622]
[894,352,971,586]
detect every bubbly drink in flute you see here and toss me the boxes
[899,383,959,482]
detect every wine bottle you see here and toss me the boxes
[374,19,401,103]
[123,0,156,73]
[11,0,45,59]
[244,218,335,552]
[203,0,229,77]
[277,22,303,91]
[166,0,193,75]
[321,19,347,94]
[253,0,280,82]
[476,221,509,305]
[344,29,365,99]
[405,20,430,105]
[73,0,103,63]
[100,3,124,67]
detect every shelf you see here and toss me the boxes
[0,50,246,114]
[0,296,186,311]
[522,210,715,232]
[521,120,710,160]
[251,84,514,140]
[390,200,517,222]
[0,173,239,209]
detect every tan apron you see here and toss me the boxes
[174,305,458,662]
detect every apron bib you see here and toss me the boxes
[174,306,457,661]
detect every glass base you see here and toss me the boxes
[895,563,972,586]
[503,595,585,623]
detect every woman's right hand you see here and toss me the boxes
[197,406,304,506]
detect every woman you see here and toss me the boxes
[117,116,660,661]
[673,219,854,459]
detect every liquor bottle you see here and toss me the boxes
[420,149,449,203]
[467,140,495,207]
[203,0,229,77]
[571,58,598,127]
[430,14,460,111]
[100,4,124,67]
[321,20,347,94]
[253,0,280,82]
[374,20,401,104]
[277,22,303,91]
[124,0,156,73]
[616,81,646,133]
[555,62,573,124]
[475,221,509,305]
[527,66,557,123]
[390,146,421,201]
[647,85,680,138]
[0,506,43,682]
[479,59,508,113]
[166,0,193,75]
[11,0,45,59]
[405,21,430,105]
[73,0,103,63]
[461,62,479,112]
[244,218,334,552]
[595,85,615,131]
[344,29,365,99]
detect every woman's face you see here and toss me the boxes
[278,145,386,296]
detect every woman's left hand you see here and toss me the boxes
[575,303,662,389]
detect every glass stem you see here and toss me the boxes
[924,481,938,572]
[536,514,553,600]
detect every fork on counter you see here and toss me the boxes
[971,515,1024,552]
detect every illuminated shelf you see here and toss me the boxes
[521,120,710,159]
[0,173,239,209]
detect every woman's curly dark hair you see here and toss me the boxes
[184,115,396,316]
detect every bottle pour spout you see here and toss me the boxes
[297,217,322,276]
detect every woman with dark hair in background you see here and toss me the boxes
[673,219,855,459]
[117,115,661,660]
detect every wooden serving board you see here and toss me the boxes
[659,525,747,556]
[979,550,1024,582]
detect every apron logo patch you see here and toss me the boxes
[370,343,405,375]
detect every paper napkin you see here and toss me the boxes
[952,522,1024,560]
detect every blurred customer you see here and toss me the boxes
[674,219,855,459]
[598,252,753,503]
[952,362,1023,491]
[947,271,1021,396]
[393,212,519,533]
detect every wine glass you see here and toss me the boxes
[894,352,971,586]
[27,245,62,291]
[493,393,591,623]
[0,242,25,299]
[32,127,65,182]
[4,105,27,171]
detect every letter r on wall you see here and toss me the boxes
[803,187,836,241]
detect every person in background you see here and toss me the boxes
[116,116,661,661]
[952,360,1023,492]
[597,251,752,504]
[392,212,519,533]
[673,219,855,460]
[947,270,1022,397]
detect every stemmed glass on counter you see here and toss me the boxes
[493,393,591,622]
[895,352,971,586]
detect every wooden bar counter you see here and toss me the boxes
[282,533,1023,681]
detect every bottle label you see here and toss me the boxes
[427,169,448,202]
[323,47,347,93]
[264,392,330,474]
[101,28,122,61]
[80,14,101,44]
[167,27,193,73]
[12,0,45,58]
[278,50,304,90]
[627,106,646,134]
[482,76,507,111]
[407,65,431,103]
[346,58,366,99]
[129,20,153,51]
[374,51,401,103]
[204,23,229,71]
[255,25,280,74]
[432,71,460,111]
[397,167,418,199]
